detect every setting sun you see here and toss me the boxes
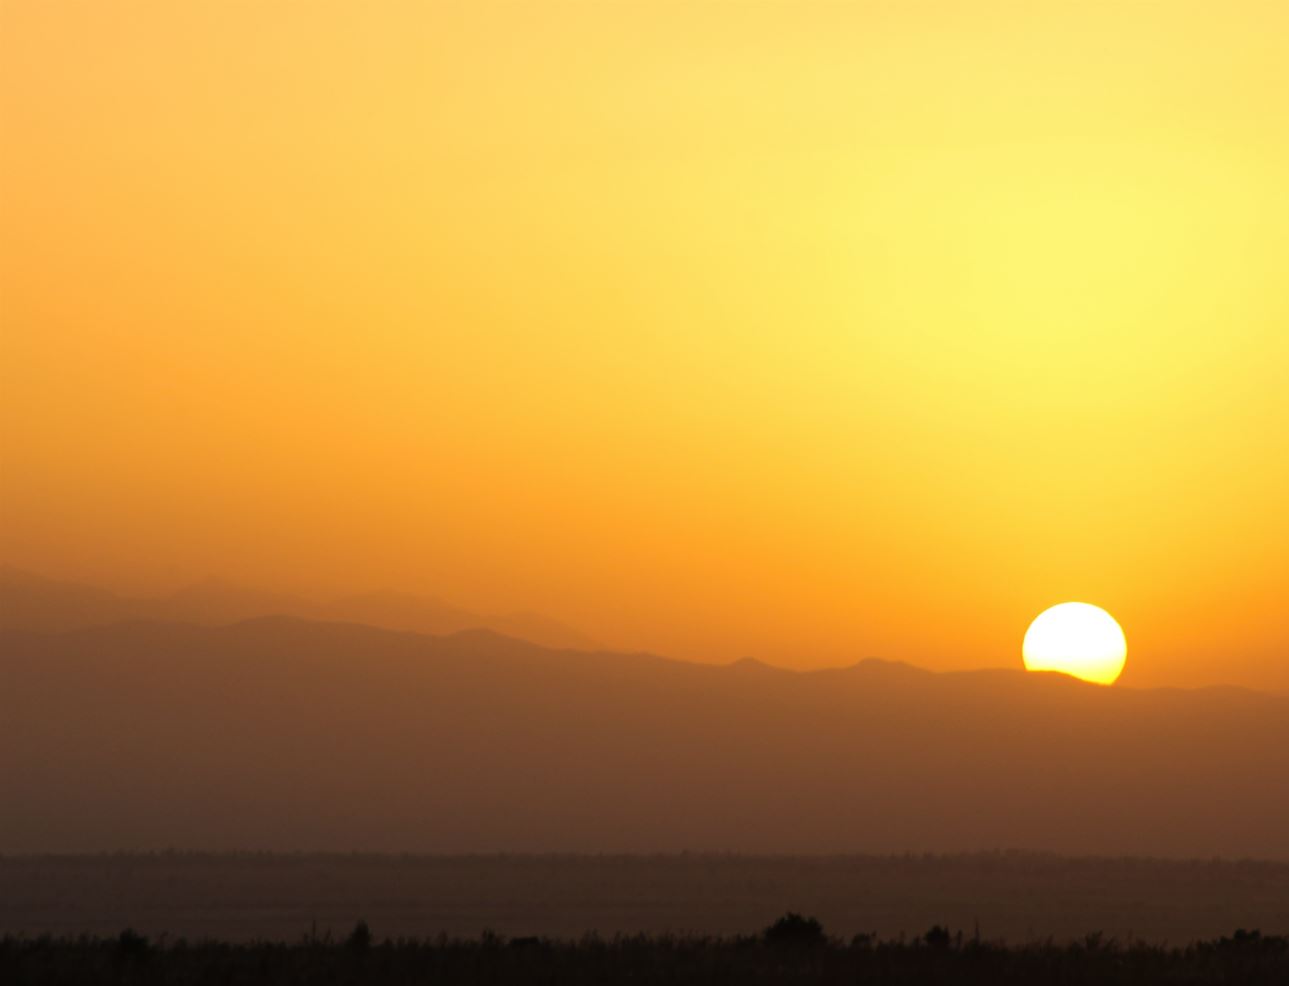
[1022,602,1127,685]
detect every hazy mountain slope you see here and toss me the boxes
[0,566,145,631]
[153,578,312,627]
[2,618,1286,856]
[0,568,594,651]
[318,591,598,651]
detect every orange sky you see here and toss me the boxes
[3,2,1288,690]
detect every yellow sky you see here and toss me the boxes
[3,2,1288,689]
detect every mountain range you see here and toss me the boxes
[2,581,1286,857]
[0,566,597,650]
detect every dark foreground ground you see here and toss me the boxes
[4,853,1289,945]
[5,924,1289,986]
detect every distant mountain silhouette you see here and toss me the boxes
[317,590,598,651]
[159,577,311,626]
[2,616,1286,856]
[0,567,595,651]
[0,566,145,631]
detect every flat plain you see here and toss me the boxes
[3,853,1287,945]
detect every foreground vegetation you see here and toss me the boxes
[4,918,1288,985]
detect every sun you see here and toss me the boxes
[1022,602,1127,685]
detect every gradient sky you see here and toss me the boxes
[3,2,1288,689]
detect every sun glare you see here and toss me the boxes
[1022,602,1127,685]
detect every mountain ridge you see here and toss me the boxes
[4,604,1283,699]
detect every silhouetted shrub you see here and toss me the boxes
[347,920,372,954]
[924,924,952,948]
[763,912,825,947]
[1211,928,1289,955]
[116,928,150,959]
[1080,931,1108,952]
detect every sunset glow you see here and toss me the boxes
[3,3,1289,691]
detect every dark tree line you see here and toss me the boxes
[3,917,1288,985]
